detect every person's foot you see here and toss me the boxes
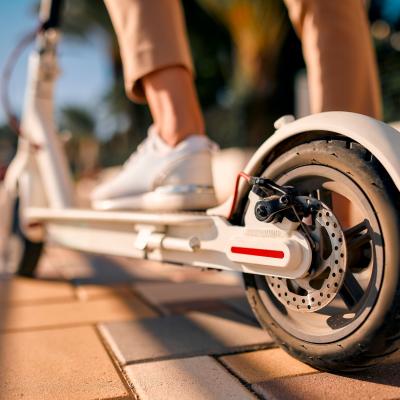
[91,127,218,211]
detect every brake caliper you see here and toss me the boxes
[248,177,348,312]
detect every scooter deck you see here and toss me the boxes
[23,205,311,279]
[21,207,215,264]
[26,207,212,226]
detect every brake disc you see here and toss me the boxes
[266,203,347,312]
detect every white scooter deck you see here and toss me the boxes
[24,204,311,279]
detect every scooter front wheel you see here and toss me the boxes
[244,139,400,372]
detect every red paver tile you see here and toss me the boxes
[75,284,133,300]
[220,348,316,384]
[222,297,256,320]
[0,277,75,305]
[45,246,241,285]
[133,281,244,304]
[109,255,242,285]
[157,298,233,315]
[133,281,245,314]
[0,294,156,331]
[253,362,400,400]
[99,310,273,365]
[0,326,130,400]
[125,356,257,400]
[35,251,67,280]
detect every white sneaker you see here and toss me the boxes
[91,126,218,211]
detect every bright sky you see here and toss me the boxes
[0,1,111,126]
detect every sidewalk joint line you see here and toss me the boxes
[120,342,277,367]
[94,324,139,400]
[214,355,264,399]
[129,287,165,316]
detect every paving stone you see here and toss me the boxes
[50,248,140,285]
[220,348,316,384]
[252,361,400,400]
[0,277,75,305]
[99,310,273,365]
[133,281,245,314]
[0,294,156,331]
[44,246,242,293]
[157,298,233,315]
[48,245,242,286]
[50,247,199,285]
[112,255,243,285]
[222,297,256,320]
[42,247,151,285]
[35,250,67,280]
[39,247,94,280]
[125,356,257,400]
[75,284,133,301]
[0,326,130,400]
[133,281,245,303]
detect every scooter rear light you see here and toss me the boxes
[230,246,285,259]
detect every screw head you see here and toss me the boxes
[279,195,290,205]
[255,203,269,221]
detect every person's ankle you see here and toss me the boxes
[158,120,206,146]
[160,131,205,146]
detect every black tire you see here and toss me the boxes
[244,139,400,372]
[7,199,43,277]
[14,233,44,277]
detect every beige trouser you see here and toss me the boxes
[104,0,382,119]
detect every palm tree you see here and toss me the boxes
[198,0,288,96]
[197,0,289,145]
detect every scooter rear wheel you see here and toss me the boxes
[244,139,400,372]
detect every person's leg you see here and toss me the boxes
[284,0,382,227]
[143,67,205,146]
[284,0,382,119]
[94,0,216,210]
[103,0,204,146]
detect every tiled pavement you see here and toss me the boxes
[2,247,400,399]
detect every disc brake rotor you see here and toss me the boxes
[266,203,347,312]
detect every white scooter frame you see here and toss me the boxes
[4,2,400,281]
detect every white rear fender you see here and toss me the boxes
[246,111,400,185]
[215,112,400,218]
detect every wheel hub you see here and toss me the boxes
[266,203,347,312]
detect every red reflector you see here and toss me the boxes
[231,246,284,259]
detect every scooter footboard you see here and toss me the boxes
[25,207,311,278]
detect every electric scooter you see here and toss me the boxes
[3,0,400,373]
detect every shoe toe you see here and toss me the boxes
[90,181,114,202]
[91,168,150,205]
